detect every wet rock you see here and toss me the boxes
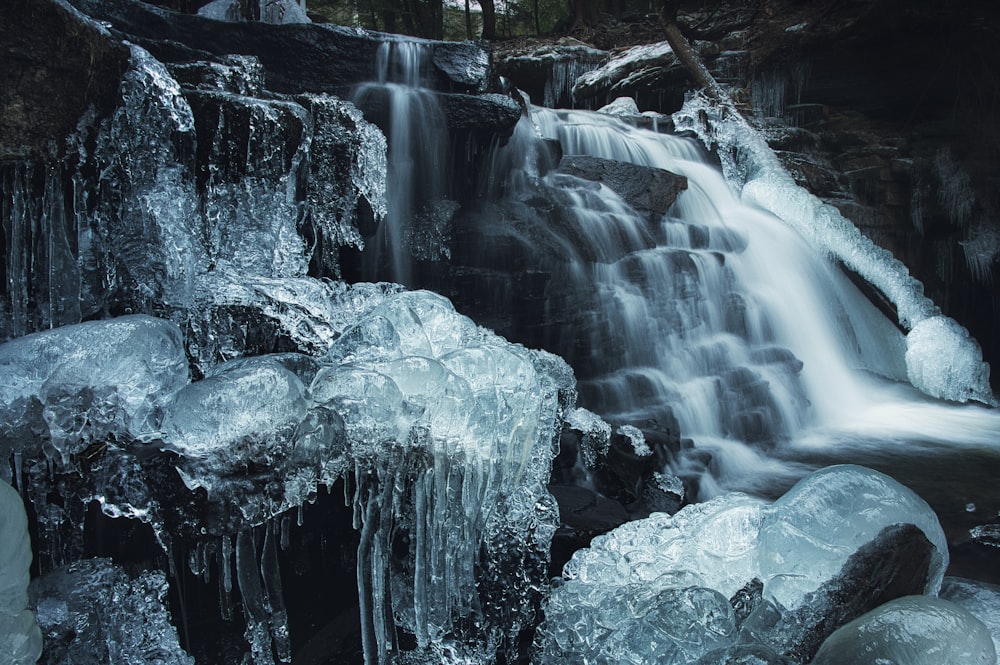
[740,523,936,662]
[1,0,130,160]
[67,0,495,95]
[556,154,687,219]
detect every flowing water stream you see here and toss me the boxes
[360,42,999,581]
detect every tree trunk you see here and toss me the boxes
[658,1,726,102]
[480,0,496,40]
[465,0,472,39]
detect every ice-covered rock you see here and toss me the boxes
[905,316,994,405]
[535,464,951,664]
[598,96,641,117]
[28,558,193,665]
[310,289,565,662]
[756,464,948,610]
[810,595,997,665]
[0,315,190,464]
[160,356,310,491]
[0,479,42,665]
[941,577,1000,656]
[534,492,768,663]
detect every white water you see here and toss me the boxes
[352,41,448,284]
[494,105,1000,500]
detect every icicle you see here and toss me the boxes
[357,484,380,665]
[221,534,233,594]
[12,452,22,494]
[280,515,291,551]
[261,523,292,663]
[296,504,304,527]
[236,528,273,665]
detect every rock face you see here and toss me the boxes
[0,0,130,160]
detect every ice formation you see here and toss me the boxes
[534,465,951,663]
[0,315,190,466]
[28,558,193,665]
[756,464,948,610]
[905,315,994,405]
[0,287,569,665]
[941,577,1000,655]
[0,480,42,665]
[810,596,997,665]
[672,92,994,404]
[198,0,310,23]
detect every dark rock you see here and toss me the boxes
[493,40,608,109]
[556,154,688,219]
[353,88,522,135]
[1,0,130,160]
[547,484,630,574]
[66,0,495,96]
[740,523,935,662]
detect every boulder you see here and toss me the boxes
[557,154,688,219]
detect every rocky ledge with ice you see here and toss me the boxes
[0,287,576,664]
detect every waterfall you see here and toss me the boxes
[352,41,449,285]
[461,103,1000,500]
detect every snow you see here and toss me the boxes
[0,480,42,665]
[811,595,997,665]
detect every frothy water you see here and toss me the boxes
[479,105,999,513]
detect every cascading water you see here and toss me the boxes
[352,41,449,285]
[461,102,1000,507]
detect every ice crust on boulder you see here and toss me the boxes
[0,479,42,665]
[0,315,190,464]
[534,464,950,664]
[941,577,1000,656]
[672,92,994,404]
[811,595,997,665]
[757,464,948,610]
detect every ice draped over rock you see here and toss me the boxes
[533,465,952,664]
[0,288,572,664]
[0,2,564,662]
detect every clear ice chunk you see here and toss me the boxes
[941,577,1000,656]
[28,558,193,665]
[810,595,997,665]
[756,464,949,610]
[160,356,308,490]
[0,315,190,462]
